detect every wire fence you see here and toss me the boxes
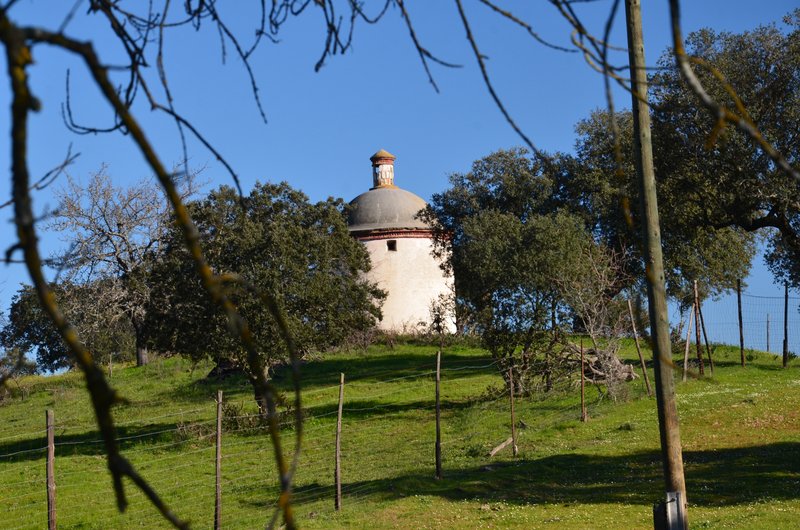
[676,285,800,358]
[0,353,604,529]
[0,285,794,528]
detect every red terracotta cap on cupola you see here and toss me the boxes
[370,149,396,166]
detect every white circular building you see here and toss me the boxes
[348,150,455,333]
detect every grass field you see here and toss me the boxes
[0,339,798,529]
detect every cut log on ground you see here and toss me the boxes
[488,436,517,457]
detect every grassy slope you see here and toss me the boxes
[0,341,798,529]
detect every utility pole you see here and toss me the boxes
[625,1,687,526]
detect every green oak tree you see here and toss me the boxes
[423,149,615,392]
[146,182,384,378]
[650,12,799,289]
[1,282,134,372]
[565,110,756,309]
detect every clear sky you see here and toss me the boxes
[1,1,797,350]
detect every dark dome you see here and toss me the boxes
[348,187,429,233]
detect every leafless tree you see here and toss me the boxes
[48,169,197,366]
[557,245,635,401]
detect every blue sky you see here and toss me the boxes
[1,1,797,350]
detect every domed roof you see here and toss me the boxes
[348,149,431,233]
[348,187,429,233]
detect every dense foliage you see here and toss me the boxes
[567,110,756,308]
[146,182,384,373]
[1,283,134,372]
[420,15,800,391]
[423,149,616,391]
[650,12,799,289]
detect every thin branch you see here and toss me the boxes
[58,0,85,34]
[668,0,799,183]
[453,0,542,158]
[478,0,575,53]
[203,1,268,123]
[155,0,190,178]
[396,0,461,92]
[0,13,187,529]
[0,145,79,209]
[23,23,298,529]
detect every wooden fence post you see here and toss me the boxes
[580,339,587,422]
[435,351,442,480]
[335,373,344,510]
[697,302,714,374]
[784,284,790,368]
[508,366,518,456]
[682,306,694,383]
[693,282,705,376]
[627,299,652,397]
[767,313,770,352]
[693,281,712,374]
[214,390,222,530]
[46,409,56,530]
[737,279,745,367]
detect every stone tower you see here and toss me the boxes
[348,150,455,332]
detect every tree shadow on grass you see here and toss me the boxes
[268,442,800,511]
[282,352,495,390]
[165,351,498,406]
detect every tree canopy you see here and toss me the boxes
[146,182,384,372]
[47,171,196,365]
[566,110,756,307]
[650,13,799,289]
[1,282,134,372]
[424,150,598,389]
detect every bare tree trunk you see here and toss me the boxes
[784,283,790,368]
[693,283,705,376]
[134,324,149,366]
[580,339,587,422]
[683,306,693,383]
[136,342,149,366]
[737,279,745,367]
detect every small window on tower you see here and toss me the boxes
[387,240,397,252]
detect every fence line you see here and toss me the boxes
[680,284,799,357]
[0,346,660,529]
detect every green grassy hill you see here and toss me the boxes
[0,341,798,529]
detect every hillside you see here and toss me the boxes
[0,341,798,529]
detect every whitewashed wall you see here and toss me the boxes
[362,236,456,333]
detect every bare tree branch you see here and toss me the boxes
[0,12,188,528]
[0,145,78,210]
[453,0,543,158]
[668,0,799,183]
